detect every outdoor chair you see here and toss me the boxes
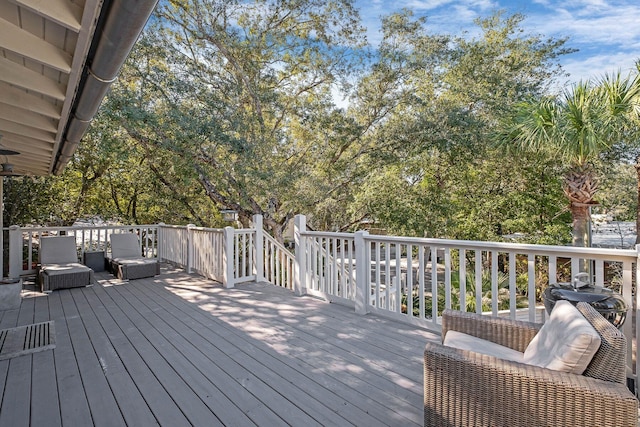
[107,233,159,280]
[424,301,638,427]
[38,236,94,292]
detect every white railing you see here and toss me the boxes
[6,224,158,277]
[232,228,256,284]
[262,232,295,289]
[5,214,639,392]
[157,224,255,286]
[301,231,356,304]
[158,225,189,267]
[294,217,639,391]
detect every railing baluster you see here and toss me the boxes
[475,250,482,314]
[491,250,498,316]
[509,252,516,319]
[528,254,536,322]
[459,249,466,313]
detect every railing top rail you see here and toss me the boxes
[263,232,292,253]
[364,234,637,258]
[5,224,159,232]
[233,228,255,234]
[188,226,224,232]
[158,224,188,230]
[301,230,355,239]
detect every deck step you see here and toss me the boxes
[0,321,56,360]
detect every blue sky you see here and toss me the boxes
[353,0,640,87]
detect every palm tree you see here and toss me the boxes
[501,68,640,248]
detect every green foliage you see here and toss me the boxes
[6,5,631,253]
[404,268,528,318]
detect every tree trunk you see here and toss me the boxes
[570,202,591,248]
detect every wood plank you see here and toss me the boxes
[0,351,31,427]
[2,270,440,426]
[13,0,82,32]
[69,288,160,427]
[110,280,314,425]
[0,118,55,142]
[100,283,274,426]
[0,302,21,407]
[0,102,58,132]
[47,290,94,426]
[30,294,61,427]
[0,56,66,100]
[0,16,72,72]
[0,84,62,120]
[58,289,126,427]
[126,280,399,426]
[134,272,427,426]
[0,294,34,427]
[80,284,193,427]
[91,282,252,427]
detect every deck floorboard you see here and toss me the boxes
[1,265,440,426]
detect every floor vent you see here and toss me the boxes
[0,321,56,360]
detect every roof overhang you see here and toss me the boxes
[0,0,158,176]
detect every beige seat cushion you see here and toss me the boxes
[41,262,91,276]
[523,300,601,374]
[443,330,524,362]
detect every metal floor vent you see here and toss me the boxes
[0,321,55,360]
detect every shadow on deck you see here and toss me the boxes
[0,265,440,426]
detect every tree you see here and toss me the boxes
[350,11,573,240]
[104,0,371,240]
[501,69,640,247]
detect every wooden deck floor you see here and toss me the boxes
[0,265,439,426]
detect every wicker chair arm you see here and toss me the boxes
[424,343,638,427]
[442,309,542,352]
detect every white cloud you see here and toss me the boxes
[560,52,639,85]
[354,0,640,84]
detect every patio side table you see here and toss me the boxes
[84,251,106,272]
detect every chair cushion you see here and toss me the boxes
[443,330,524,362]
[112,257,157,266]
[41,262,91,276]
[110,233,142,259]
[40,236,79,264]
[523,300,601,374]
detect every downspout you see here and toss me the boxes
[53,0,159,174]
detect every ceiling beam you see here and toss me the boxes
[0,131,54,153]
[6,153,51,167]
[0,133,56,150]
[0,104,58,133]
[10,0,82,33]
[0,57,66,101]
[0,17,72,73]
[0,118,55,143]
[0,84,62,119]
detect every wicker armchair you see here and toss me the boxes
[38,236,94,292]
[424,302,638,427]
[107,233,160,280]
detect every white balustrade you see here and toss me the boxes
[5,214,639,393]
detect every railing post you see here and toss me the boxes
[223,226,235,289]
[157,223,165,261]
[294,214,307,296]
[253,214,265,283]
[635,244,640,396]
[354,230,369,315]
[186,224,195,273]
[8,225,22,279]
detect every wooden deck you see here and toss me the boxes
[0,265,439,426]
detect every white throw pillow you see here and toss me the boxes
[444,330,524,363]
[523,300,601,374]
